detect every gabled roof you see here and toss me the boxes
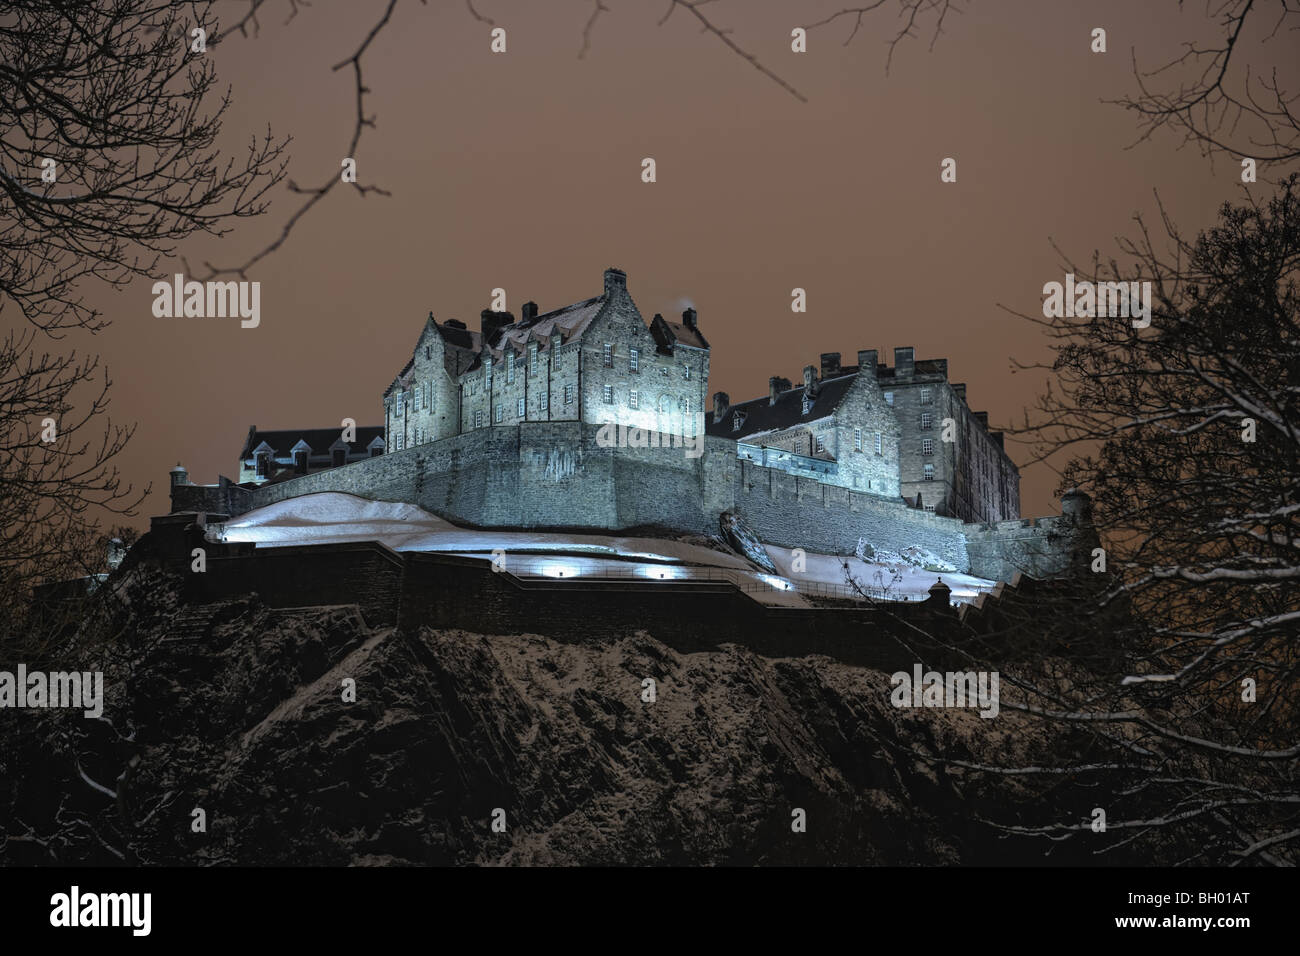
[706,373,858,441]
[240,425,385,460]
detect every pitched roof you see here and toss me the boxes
[241,425,384,460]
[706,373,857,441]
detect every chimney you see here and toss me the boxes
[857,350,877,376]
[445,319,467,330]
[603,267,627,297]
[682,307,698,329]
[952,383,967,402]
[820,352,841,378]
[894,347,915,379]
[974,411,989,429]
[713,391,730,424]
[802,364,818,395]
[480,309,513,346]
[521,301,538,322]
[170,462,189,488]
[769,376,782,405]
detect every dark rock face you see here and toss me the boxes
[719,510,778,574]
[0,565,1141,866]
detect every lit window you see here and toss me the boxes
[517,397,525,417]
[920,388,932,405]
[495,405,503,423]
[815,435,825,454]
[629,348,639,372]
[507,353,515,384]
[529,343,538,375]
[924,463,935,480]
[875,432,883,455]
[802,396,812,414]
[630,390,639,409]
[395,391,404,416]
[603,343,613,368]
[603,384,613,404]
[474,410,483,429]
[923,438,934,455]
[922,412,932,429]
[683,365,691,380]
[854,427,862,451]
[540,391,548,412]
[415,384,422,410]
[564,385,574,405]
[884,391,894,405]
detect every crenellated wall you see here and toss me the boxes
[173,424,1089,582]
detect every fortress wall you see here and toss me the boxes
[964,515,1097,582]
[732,460,971,570]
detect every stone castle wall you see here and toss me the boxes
[185,422,1087,582]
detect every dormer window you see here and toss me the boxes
[732,412,746,432]
[255,452,269,477]
[801,396,812,414]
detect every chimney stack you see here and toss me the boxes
[480,309,513,346]
[603,267,627,297]
[894,346,915,379]
[713,391,730,424]
[682,307,698,329]
[769,376,781,405]
[521,301,538,322]
[952,383,967,402]
[802,365,818,394]
[820,352,841,378]
[857,350,878,376]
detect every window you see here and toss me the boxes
[395,391,404,416]
[255,453,269,477]
[854,427,862,452]
[923,438,934,455]
[920,388,932,405]
[494,405,503,423]
[564,384,574,405]
[333,449,346,467]
[815,435,825,454]
[415,384,422,410]
[875,432,883,455]
[474,410,483,429]
[630,390,639,409]
[540,391,548,412]
[923,463,935,480]
[507,353,515,384]
[683,365,691,380]
[884,391,894,405]
[517,397,525,417]
[294,450,308,474]
[921,412,932,429]
[802,396,812,414]
[603,384,613,404]
[370,444,382,458]
[425,345,432,360]
[731,416,742,432]
[629,348,639,373]
[529,343,538,375]
[603,343,613,367]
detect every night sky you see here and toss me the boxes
[62,0,1244,525]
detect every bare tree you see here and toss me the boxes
[0,0,287,647]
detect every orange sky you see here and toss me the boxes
[42,0,1283,527]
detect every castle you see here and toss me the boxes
[171,268,1090,583]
